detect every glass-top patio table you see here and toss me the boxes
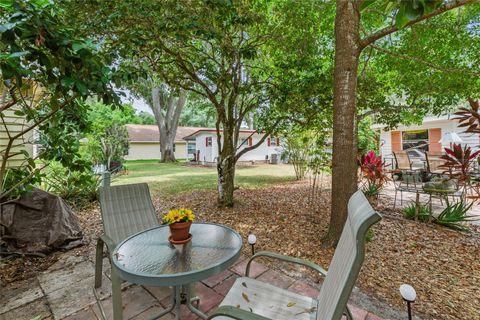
[112,222,243,320]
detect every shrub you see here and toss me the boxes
[436,200,477,231]
[360,150,387,195]
[363,183,379,197]
[42,162,100,209]
[403,202,430,222]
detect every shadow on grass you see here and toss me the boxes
[146,175,295,195]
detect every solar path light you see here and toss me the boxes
[400,284,417,320]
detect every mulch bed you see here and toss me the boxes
[1,180,479,319]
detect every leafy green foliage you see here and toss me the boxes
[179,94,216,128]
[436,200,477,231]
[42,161,100,209]
[281,127,331,180]
[1,167,44,202]
[403,202,430,222]
[131,111,156,125]
[82,102,131,170]
[0,0,117,201]
[358,117,379,155]
[363,183,380,198]
[357,4,480,128]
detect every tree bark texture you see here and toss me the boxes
[151,87,186,163]
[324,1,361,247]
[217,124,236,207]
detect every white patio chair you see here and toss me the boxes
[207,190,381,320]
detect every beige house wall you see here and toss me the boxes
[1,107,33,168]
[125,141,188,160]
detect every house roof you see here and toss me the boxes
[125,124,208,142]
[372,114,453,130]
[182,129,258,140]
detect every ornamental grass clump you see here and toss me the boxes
[403,202,430,222]
[163,208,195,225]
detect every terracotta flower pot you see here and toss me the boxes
[169,221,192,243]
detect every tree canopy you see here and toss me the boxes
[0,0,117,200]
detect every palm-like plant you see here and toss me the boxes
[453,98,480,201]
[436,200,477,231]
[439,143,480,182]
[360,151,387,195]
[454,98,480,134]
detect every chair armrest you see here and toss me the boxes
[98,234,116,253]
[246,251,327,277]
[207,306,271,320]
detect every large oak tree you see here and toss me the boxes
[326,0,479,245]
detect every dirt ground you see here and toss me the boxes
[1,180,479,319]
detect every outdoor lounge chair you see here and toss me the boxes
[94,183,159,320]
[207,190,381,320]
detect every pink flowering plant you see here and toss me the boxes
[360,151,388,196]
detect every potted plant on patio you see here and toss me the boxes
[163,208,195,244]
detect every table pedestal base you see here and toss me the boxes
[149,285,207,320]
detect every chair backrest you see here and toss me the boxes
[393,151,411,170]
[425,152,445,173]
[99,183,159,245]
[316,190,381,320]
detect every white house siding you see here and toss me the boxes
[192,131,281,164]
[125,141,188,160]
[195,132,214,163]
[377,117,480,158]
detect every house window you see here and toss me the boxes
[240,137,252,147]
[268,136,279,147]
[188,143,196,154]
[205,136,212,147]
[402,130,428,151]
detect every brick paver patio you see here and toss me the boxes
[0,252,385,320]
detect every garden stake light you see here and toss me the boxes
[248,232,256,255]
[399,284,416,320]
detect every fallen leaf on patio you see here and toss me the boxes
[249,307,253,312]
[287,301,296,307]
[236,304,240,308]
[295,307,316,315]
[242,292,250,302]
[242,282,247,288]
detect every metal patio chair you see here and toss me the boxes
[207,190,381,320]
[94,183,160,320]
[425,152,446,176]
[393,150,413,171]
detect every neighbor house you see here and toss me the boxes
[124,125,201,160]
[373,114,480,159]
[183,129,282,164]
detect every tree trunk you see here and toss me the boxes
[151,87,186,163]
[217,125,236,207]
[323,1,361,247]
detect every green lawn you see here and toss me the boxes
[113,160,296,195]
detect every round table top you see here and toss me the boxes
[112,223,243,286]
